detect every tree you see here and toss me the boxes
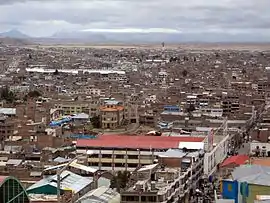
[241,68,247,75]
[0,87,16,103]
[182,69,188,77]
[110,171,131,192]
[186,104,196,113]
[27,90,42,98]
[90,116,101,128]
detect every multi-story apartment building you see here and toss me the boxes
[100,100,125,129]
[125,103,139,124]
[230,81,252,92]
[139,111,156,126]
[54,100,99,117]
[222,95,240,116]
[157,149,205,189]
[121,152,204,203]
[0,115,16,143]
[68,87,104,97]
[76,135,205,172]
[257,80,270,95]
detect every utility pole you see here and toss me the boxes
[57,151,93,203]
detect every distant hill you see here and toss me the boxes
[35,30,270,44]
[1,29,270,45]
[0,29,30,39]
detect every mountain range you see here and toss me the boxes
[0,29,29,39]
[1,29,270,44]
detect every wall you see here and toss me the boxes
[27,185,57,195]
[247,184,270,203]
[204,134,230,175]
[158,157,183,168]
[221,180,238,203]
[250,142,270,154]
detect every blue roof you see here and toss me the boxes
[164,105,179,108]
[50,117,72,126]
[69,134,97,139]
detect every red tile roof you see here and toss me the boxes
[76,135,205,150]
[221,155,249,167]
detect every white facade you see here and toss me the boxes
[200,108,223,117]
[250,141,268,155]
[25,68,125,75]
[9,85,30,93]
[69,88,102,96]
[204,134,230,175]
[145,95,157,103]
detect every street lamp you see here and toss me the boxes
[57,150,94,203]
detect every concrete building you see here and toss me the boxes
[76,186,120,203]
[120,163,191,203]
[76,135,205,171]
[221,165,270,203]
[27,170,94,202]
[0,115,16,143]
[100,101,124,129]
[54,101,90,116]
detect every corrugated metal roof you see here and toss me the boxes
[43,162,97,173]
[138,164,159,172]
[27,170,93,194]
[158,149,186,158]
[232,165,270,186]
[76,186,120,203]
[6,159,22,166]
[0,108,16,115]
[53,157,70,163]
[178,142,204,150]
[72,113,89,119]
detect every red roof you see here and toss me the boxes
[76,135,205,149]
[221,155,249,167]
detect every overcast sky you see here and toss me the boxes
[0,0,269,37]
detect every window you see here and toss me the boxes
[102,154,112,158]
[128,155,138,159]
[141,196,146,201]
[128,163,138,168]
[101,163,111,167]
[115,163,125,167]
[115,155,124,159]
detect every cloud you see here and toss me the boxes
[0,0,269,37]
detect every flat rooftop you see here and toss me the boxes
[76,135,205,150]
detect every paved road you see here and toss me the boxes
[238,143,250,155]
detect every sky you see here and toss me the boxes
[0,0,270,37]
